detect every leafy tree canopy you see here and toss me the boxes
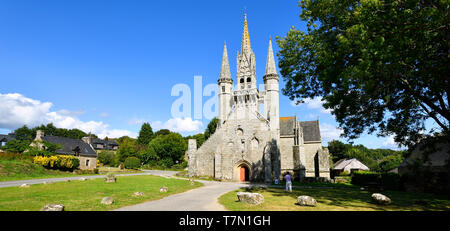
[154,129,171,137]
[148,132,187,167]
[204,117,219,141]
[137,123,154,145]
[277,0,449,147]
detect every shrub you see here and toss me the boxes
[97,151,116,166]
[160,158,174,168]
[351,171,380,186]
[124,157,141,169]
[380,173,402,191]
[94,168,99,174]
[0,152,32,161]
[33,155,80,171]
[351,171,403,191]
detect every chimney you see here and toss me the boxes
[36,130,44,141]
[82,137,91,144]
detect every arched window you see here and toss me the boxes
[247,77,251,82]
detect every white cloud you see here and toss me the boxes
[291,97,332,114]
[128,117,148,126]
[320,123,344,142]
[0,93,136,139]
[382,135,399,148]
[151,117,203,133]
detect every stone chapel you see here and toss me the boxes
[187,14,331,182]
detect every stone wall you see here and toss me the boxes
[303,142,330,178]
[78,156,97,170]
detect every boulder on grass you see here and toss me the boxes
[133,192,145,197]
[20,184,30,188]
[297,196,317,207]
[41,204,65,211]
[160,187,168,193]
[237,192,264,205]
[104,177,116,183]
[101,197,114,205]
[371,193,391,205]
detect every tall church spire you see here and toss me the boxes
[264,38,278,78]
[219,42,231,80]
[241,13,251,53]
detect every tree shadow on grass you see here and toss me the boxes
[260,186,450,211]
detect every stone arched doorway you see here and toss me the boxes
[234,161,251,182]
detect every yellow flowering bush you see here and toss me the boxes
[33,155,80,171]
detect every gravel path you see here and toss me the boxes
[115,180,246,211]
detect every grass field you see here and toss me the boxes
[0,159,142,182]
[219,186,450,211]
[0,175,202,211]
[0,159,89,182]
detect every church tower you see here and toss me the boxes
[218,42,233,126]
[235,14,259,119]
[264,38,280,132]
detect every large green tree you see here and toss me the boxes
[137,123,154,145]
[204,117,219,141]
[147,132,187,167]
[277,0,449,147]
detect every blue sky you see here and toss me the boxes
[0,0,413,149]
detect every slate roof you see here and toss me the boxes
[280,117,322,143]
[280,117,297,136]
[334,158,369,170]
[42,136,97,157]
[300,120,321,142]
[90,138,119,150]
[0,134,16,142]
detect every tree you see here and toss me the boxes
[277,0,449,147]
[116,137,138,163]
[3,140,30,153]
[148,132,187,167]
[98,150,116,166]
[204,117,219,140]
[328,140,351,162]
[154,129,171,137]
[14,125,34,142]
[137,123,154,145]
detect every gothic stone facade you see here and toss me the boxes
[188,15,330,182]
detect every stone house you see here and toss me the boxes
[31,130,98,170]
[187,14,331,182]
[333,158,370,175]
[0,133,16,151]
[82,136,119,153]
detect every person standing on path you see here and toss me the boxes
[285,172,292,192]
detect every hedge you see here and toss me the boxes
[33,155,80,171]
[124,157,141,169]
[351,171,402,191]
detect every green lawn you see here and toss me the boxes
[219,186,450,211]
[0,159,142,182]
[0,159,88,182]
[0,175,203,211]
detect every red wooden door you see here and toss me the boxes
[240,167,246,182]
